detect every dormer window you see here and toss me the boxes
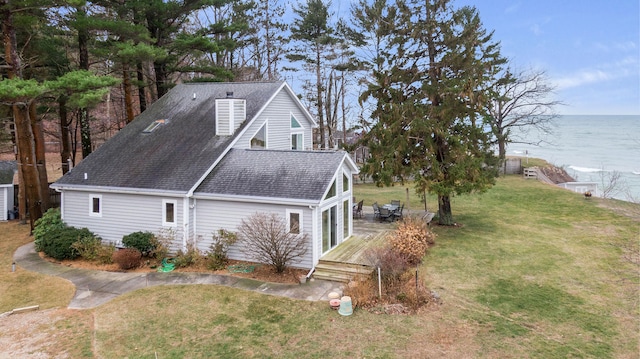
[143,119,166,133]
[216,98,246,136]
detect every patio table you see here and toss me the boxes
[382,204,399,212]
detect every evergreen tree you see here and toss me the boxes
[1,0,55,226]
[358,0,506,225]
[288,0,336,149]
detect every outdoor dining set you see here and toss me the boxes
[352,198,404,222]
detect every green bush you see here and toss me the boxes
[33,208,66,252]
[122,231,156,256]
[39,227,97,261]
[112,248,142,270]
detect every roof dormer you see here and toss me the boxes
[215,93,246,136]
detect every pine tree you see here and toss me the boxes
[357,0,506,225]
[288,0,336,149]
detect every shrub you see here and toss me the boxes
[71,235,103,261]
[150,228,175,261]
[364,245,411,287]
[112,248,142,270]
[39,227,96,261]
[122,231,156,256]
[388,216,436,265]
[206,229,238,270]
[33,208,66,252]
[95,243,116,265]
[237,213,308,273]
[173,244,203,268]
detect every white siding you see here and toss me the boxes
[234,90,313,150]
[194,199,314,269]
[61,191,185,252]
[0,185,9,221]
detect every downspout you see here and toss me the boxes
[309,204,318,276]
[182,195,190,251]
[191,197,197,250]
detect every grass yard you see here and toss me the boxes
[0,174,638,358]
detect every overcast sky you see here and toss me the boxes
[451,0,639,115]
[330,0,639,116]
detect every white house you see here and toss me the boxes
[51,81,359,269]
[0,161,16,221]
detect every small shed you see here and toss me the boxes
[557,181,598,197]
[0,161,17,220]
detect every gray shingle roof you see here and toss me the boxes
[195,149,349,201]
[53,82,285,192]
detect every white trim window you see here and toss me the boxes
[286,209,303,234]
[251,122,268,149]
[342,171,350,193]
[291,132,304,150]
[162,199,177,227]
[290,114,304,150]
[89,194,102,217]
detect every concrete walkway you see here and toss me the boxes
[13,242,344,310]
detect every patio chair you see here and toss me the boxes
[353,199,364,218]
[393,204,404,221]
[390,199,400,207]
[423,211,435,226]
[372,202,380,219]
[378,207,392,222]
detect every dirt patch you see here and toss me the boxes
[40,253,307,285]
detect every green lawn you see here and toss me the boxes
[1,175,638,358]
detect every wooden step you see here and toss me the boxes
[312,260,374,283]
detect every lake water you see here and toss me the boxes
[507,115,640,202]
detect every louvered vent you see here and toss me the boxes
[215,98,246,136]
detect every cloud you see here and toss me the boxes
[553,57,639,90]
[555,69,610,89]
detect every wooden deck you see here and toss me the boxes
[312,209,395,282]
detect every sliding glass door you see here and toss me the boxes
[322,206,337,253]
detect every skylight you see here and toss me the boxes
[143,119,166,133]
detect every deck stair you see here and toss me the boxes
[313,260,373,283]
[312,227,389,283]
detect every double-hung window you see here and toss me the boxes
[89,194,102,217]
[163,200,177,227]
[286,209,303,234]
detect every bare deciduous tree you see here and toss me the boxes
[237,212,308,273]
[599,170,627,199]
[485,67,562,160]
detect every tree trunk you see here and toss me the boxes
[78,8,92,158]
[79,108,92,158]
[315,44,325,149]
[136,62,147,112]
[437,194,454,226]
[14,103,43,231]
[123,66,135,123]
[154,61,168,98]
[59,96,72,174]
[30,102,49,211]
